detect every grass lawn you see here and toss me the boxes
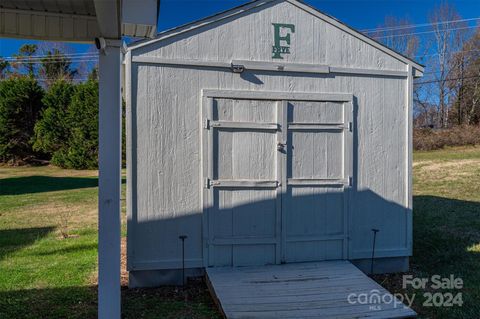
[1,146,479,318]
[0,166,220,319]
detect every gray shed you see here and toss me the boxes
[125,0,424,287]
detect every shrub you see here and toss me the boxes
[0,77,44,163]
[413,126,480,151]
[52,79,99,169]
[33,80,75,154]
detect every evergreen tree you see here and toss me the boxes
[33,80,75,154]
[13,44,38,76]
[53,79,99,169]
[0,77,44,163]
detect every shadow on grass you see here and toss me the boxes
[33,243,99,257]
[0,176,126,195]
[0,282,221,319]
[372,195,480,319]
[0,227,55,260]
[0,286,97,319]
[413,195,480,270]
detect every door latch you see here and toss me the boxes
[277,142,286,152]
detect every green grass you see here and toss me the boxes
[0,165,220,319]
[1,145,480,318]
[372,146,480,319]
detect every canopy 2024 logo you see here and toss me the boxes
[272,23,295,59]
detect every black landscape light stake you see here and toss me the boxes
[370,229,379,275]
[179,235,188,287]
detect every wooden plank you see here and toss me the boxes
[210,237,278,245]
[131,55,409,78]
[210,179,279,188]
[132,55,231,69]
[406,65,413,256]
[206,261,416,319]
[275,101,284,264]
[279,100,288,263]
[287,178,348,186]
[203,89,353,102]
[206,97,215,267]
[210,120,279,131]
[288,123,346,130]
[329,66,408,78]
[231,59,330,74]
[343,101,354,259]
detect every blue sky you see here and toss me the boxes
[0,0,479,61]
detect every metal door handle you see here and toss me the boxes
[277,142,286,152]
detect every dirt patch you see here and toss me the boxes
[0,165,99,178]
[89,237,128,286]
[3,202,98,231]
[414,159,480,182]
[420,159,480,172]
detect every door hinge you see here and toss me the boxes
[203,118,210,130]
[348,122,353,132]
[348,176,353,187]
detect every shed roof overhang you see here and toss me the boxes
[0,0,158,42]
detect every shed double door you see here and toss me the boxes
[202,91,353,267]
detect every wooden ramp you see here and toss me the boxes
[206,260,416,319]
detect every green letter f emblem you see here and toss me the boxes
[272,23,295,59]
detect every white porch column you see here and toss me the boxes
[98,42,122,319]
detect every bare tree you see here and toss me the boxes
[374,16,420,59]
[428,3,470,128]
[373,17,434,127]
[448,27,480,125]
